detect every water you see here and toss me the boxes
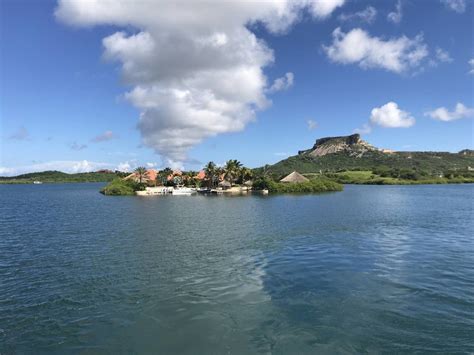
[1,183,473,353]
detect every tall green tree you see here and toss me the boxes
[224,159,242,186]
[204,161,217,187]
[134,167,149,184]
[239,167,253,183]
[156,167,173,186]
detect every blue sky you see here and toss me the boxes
[1,0,473,175]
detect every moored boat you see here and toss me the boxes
[172,186,196,195]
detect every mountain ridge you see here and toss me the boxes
[266,134,474,177]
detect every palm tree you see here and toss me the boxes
[214,167,225,187]
[134,167,149,184]
[157,167,173,186]
[204,161,216,187]
[224,159,243,186]
[183,171,196,187]
[240,167,253,183]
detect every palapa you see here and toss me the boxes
[280,171,309,183]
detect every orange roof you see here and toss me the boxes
[124,169,157,182]
[195,170,206,180]
[146,169,158,182]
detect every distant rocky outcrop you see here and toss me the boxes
[459,149,474,156]
[298,134,378,158]
[265,133,474,177]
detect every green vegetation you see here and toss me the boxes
[321,169,474,185]
[134,167,149,184]
[0,170,126,184]
[100,178,145,196]
[266,150,474,178]
[253,176,343,193]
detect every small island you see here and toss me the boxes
[100,160,343,196]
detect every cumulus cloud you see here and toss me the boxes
[435,47,453,63]
[9,126,30,141]
[370,102,415,127]
[353,123,372,134]
[267,72,294,93]
[387,0,402,23]
[440,0,466,13]
[469,58,474,74]
[355,101,415,133]
[55,0,344,165]
[338,6,377,24]
[91,130,115,143]
[70,142,87,150]
[117,160,138,172]
[307,119,318,130]
[425,102,474,121]
[323,28,428,73]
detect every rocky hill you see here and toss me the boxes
[298,134,378,157]
[266,134,474,177]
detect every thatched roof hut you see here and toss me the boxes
[280,171,309,183]
[218,180,231,188]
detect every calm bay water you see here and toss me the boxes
[0,183,473,353]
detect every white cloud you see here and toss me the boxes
[338,6,377,24]
[353,123,372,134]
[370,102,415,128]
[70,142,87,150]
[387,0,402,24]
[469,58,474,74]
[146,162,157,168]
[117,160,138,172]
[355,101,415,133]
[267,72,294,93]
[323,28,428,73]
[435,47,453,63]
[91,130,115,143]
[440,0,466,13]
[425,102,474,121]
[307,119,318,130]
[55,0,344,165]
[9,126,30,141]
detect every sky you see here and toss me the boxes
[1,0,473,175]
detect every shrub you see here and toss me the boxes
[100,179,139,196]
[266,178,343,194]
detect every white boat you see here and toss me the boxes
[33,181,43,184]
[172,186,196,195]
[136,186,173,196]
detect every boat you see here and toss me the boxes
[33,181,43,184]
[172,186,196,195]
[197,188,212,194]
[136,186,173,196]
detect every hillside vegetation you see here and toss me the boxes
[264,135,474,183]
[0,170,126,184]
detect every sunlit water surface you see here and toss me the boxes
[1,183,473,353]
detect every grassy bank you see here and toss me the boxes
[253,177,343,193]
[100,179,145,196]
[318,170,474,185]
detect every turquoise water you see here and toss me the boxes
[1,183,473,353]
